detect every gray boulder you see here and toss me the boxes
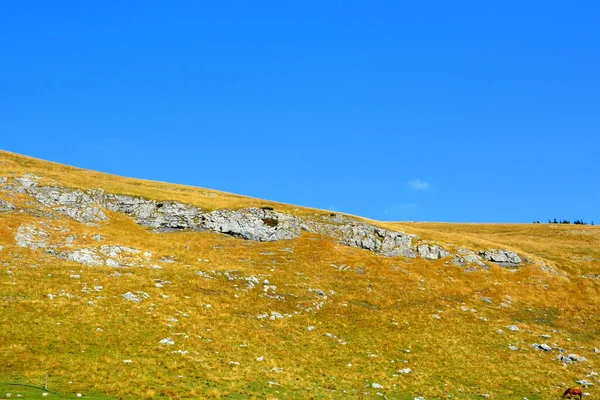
[0,198,15,212]
[532,343,552,351]
[479,249,522,268]
[416,244,450,260]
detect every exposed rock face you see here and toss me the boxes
[452,248,488,270]
[416,244,450,260]
[91,190,203,230]
[27,186,108,224]
[479,249,522,268]
[0,197,15,212]
[201,208,302,242]
[305,221,417,257]
[3,174,493,265]
[16,224,52,250]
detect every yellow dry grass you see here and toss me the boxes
[1,150,599,399]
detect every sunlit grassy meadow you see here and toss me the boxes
[1,151,599,399]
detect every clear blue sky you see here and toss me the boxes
[1,1,598,223]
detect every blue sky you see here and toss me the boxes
[1,1,598,223]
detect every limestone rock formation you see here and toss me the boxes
[27,185,108,224]
[3,174,514,266]
[416,244,450,260]
[478,249,522,268]
[15,224,52,250]
[91,190,203,230]
[200,208,302,242]
[452,248,488,270]
[0,197,15,212]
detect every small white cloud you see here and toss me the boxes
[407,179,431,191]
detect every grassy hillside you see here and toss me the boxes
[1,150,599,399]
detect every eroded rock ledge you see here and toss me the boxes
[0,174,525,268]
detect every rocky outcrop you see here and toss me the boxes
[201,208,303,242]
[15,224,53,250]
[479,249,522,268]
[451,248,489,270]
[27,186,108,224]
[64,248,105,267]
[4,174,518,266]
[305,221,417,257]
[0,197,15,212]
[2,176,107,224]
[416,244,450,260]
[90,190,203,230]
[60,245,149,268]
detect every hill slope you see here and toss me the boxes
[1,150,599,399]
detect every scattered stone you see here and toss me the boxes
[481,297,492,304]
[65,248,104,267]
[0,197,15,212]
[196,271,214,279]
[506,325,519,331]
[576,379,594,387]
[371,383,384,389]
[509,345,519,351]
[256,356,264,362]
[70,274,81,279]
[532,343,552,351]
[122,292,142,302]
[159,337,175,345]
[307,326,315,331]
[568,354,587,362]
[123,359,132,363]
[399,368,411,374]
